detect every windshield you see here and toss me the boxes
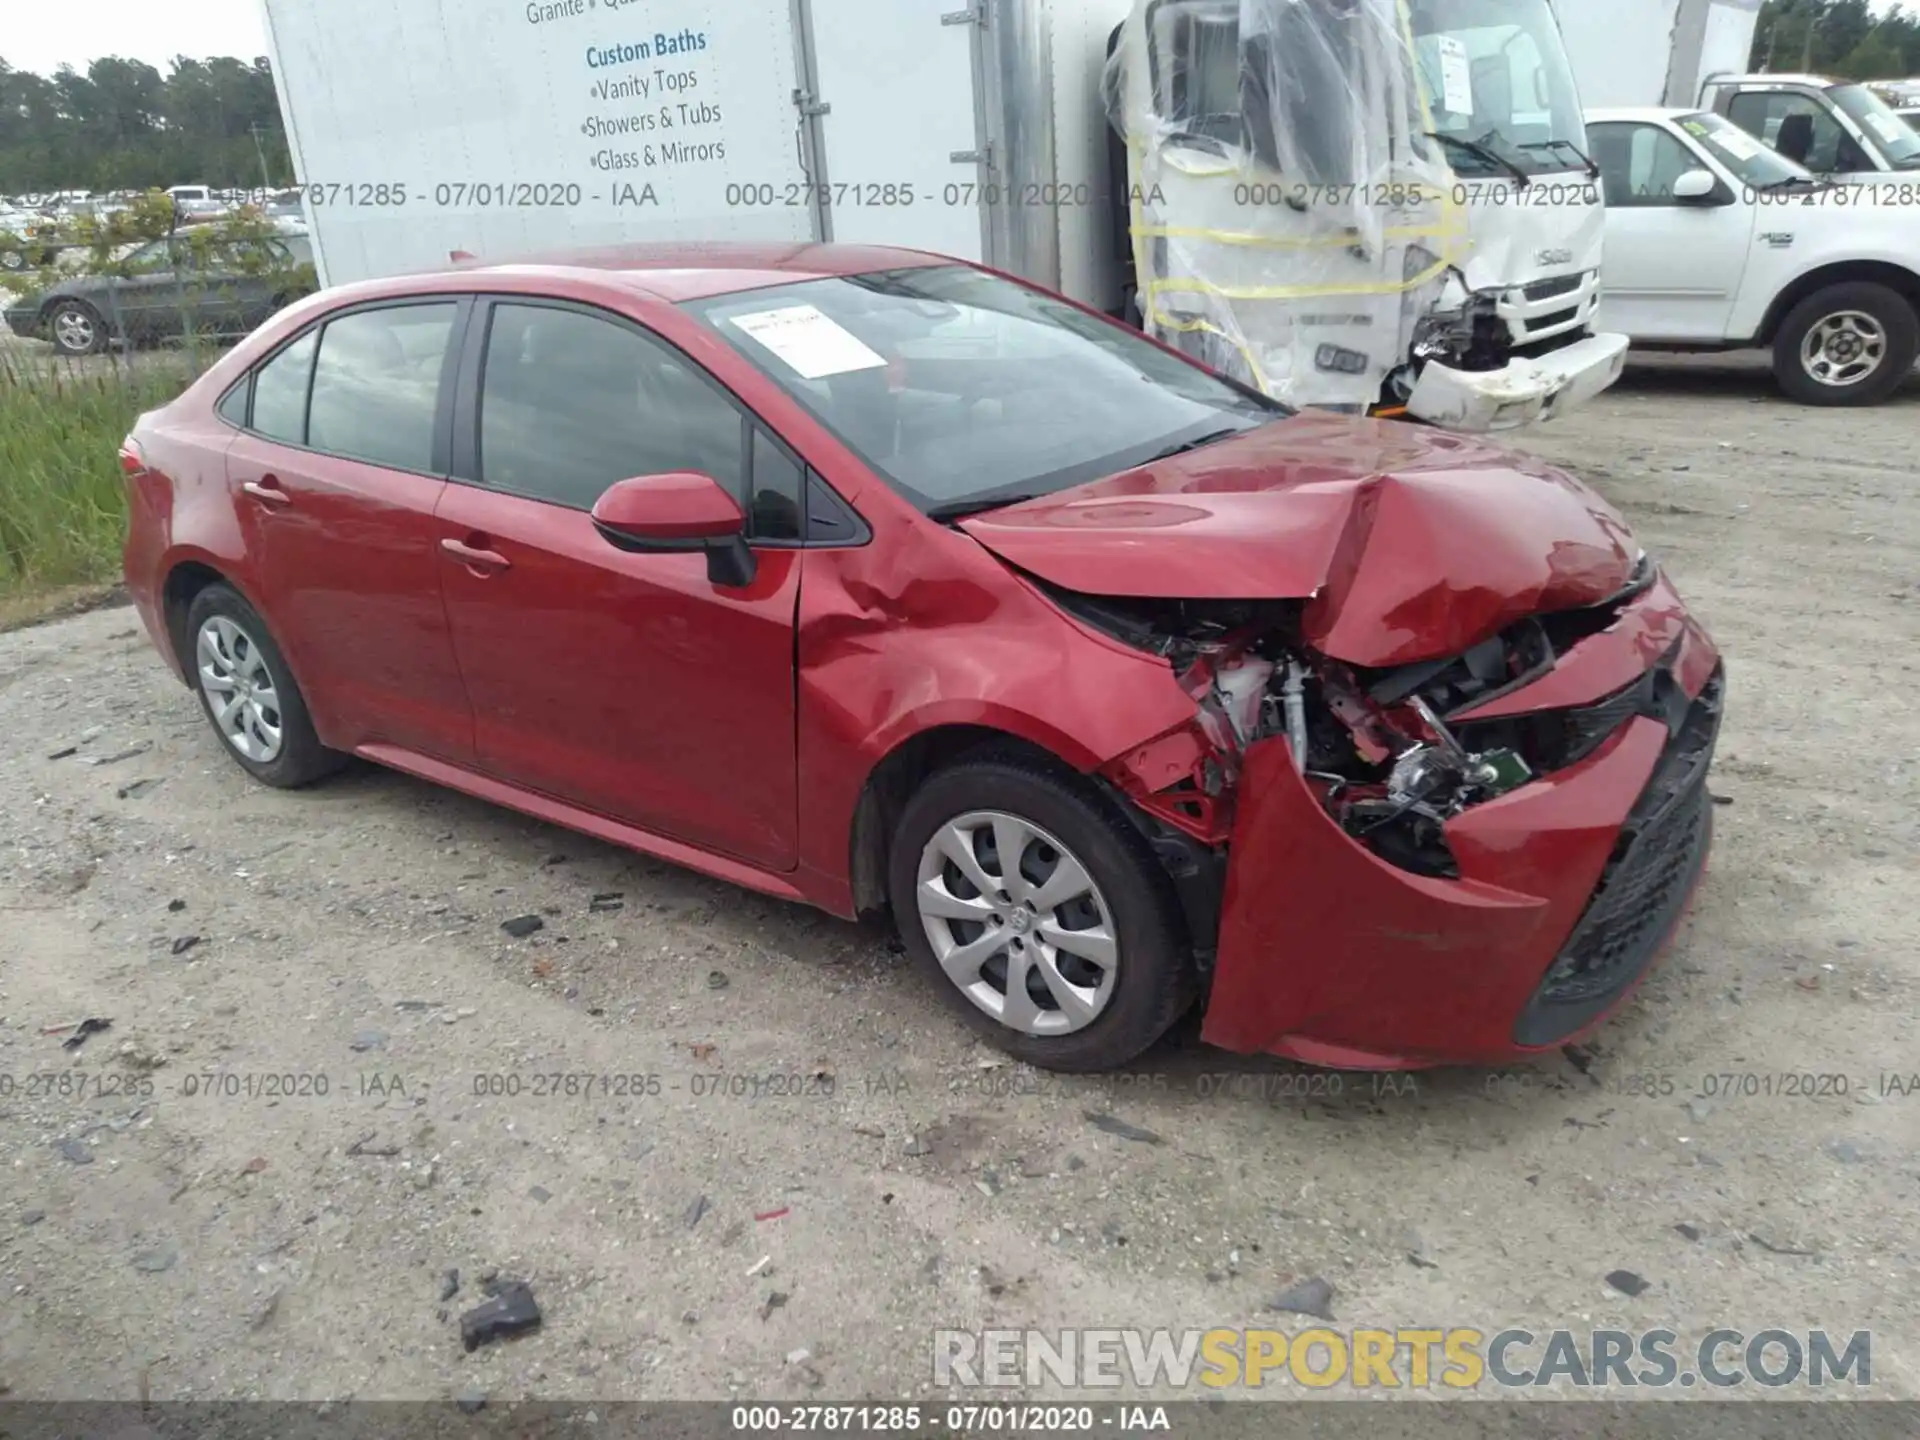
[1408,0,1588,175]
[686,267,1283,515]
[1677,111,1814,189]
[1827,83,1920,167]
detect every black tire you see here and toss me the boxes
[887,752,1195,1072]
[46,299,106,356]
[1771,281,1918,407]
[183,584,344,789]
[0,246,26,274]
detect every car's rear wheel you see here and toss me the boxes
[887,753,1194,1072]
[185,584,343,789]
[47,300,105,356]
[0,246,27,274]
[1772,281,1918,406]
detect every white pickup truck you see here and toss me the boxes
[1588,106,1920,406]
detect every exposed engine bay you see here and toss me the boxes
[1057,556,1662,881]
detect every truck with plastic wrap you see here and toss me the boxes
[260,0,1622,430]
[1105,0,1627,428]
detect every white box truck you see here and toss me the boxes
[1555,0,1760,109]
[259,0,1624,429]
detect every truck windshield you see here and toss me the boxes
[686,267,1283,516]
[1675,112,1812,189]
[1827,83,1920,167]
[1409,0,1588,175]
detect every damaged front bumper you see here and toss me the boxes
[1198,584,1722,1069]
[1405,331,1629,434]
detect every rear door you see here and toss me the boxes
[433,297,804,871]
[806,0,987,260]
[224,298,476,760]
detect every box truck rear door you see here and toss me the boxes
[806,0,988,263]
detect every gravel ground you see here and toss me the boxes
[0,357,1915,1409]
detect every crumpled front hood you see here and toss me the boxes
[959,410,1639,668]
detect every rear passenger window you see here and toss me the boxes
[249,329,318,444]
[306,304,456,472]
[216,377,251,428]
[478,302,747,514]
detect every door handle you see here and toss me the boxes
[242,478,292,509]
[441,537,512,575]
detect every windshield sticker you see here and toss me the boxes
[1865,112,1907,144]
[727,304,887,379]
[1436,35,1473,116]
[1696,121,1762,160]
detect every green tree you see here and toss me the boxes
[1752,0,1920,78]
[0,54,290,195]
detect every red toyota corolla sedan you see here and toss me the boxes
[119,242,1722,1073]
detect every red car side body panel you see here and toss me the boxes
[790,525,1203,916]
[434,484,805,874]
[225,431,474,762]
[121,410,249,683]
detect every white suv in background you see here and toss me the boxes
[1589,107,1920,407]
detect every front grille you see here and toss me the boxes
[1524,305,1582,336]
[1561,675,1655,761]
[1453,629,1684,779]
[1524,272,1584,303]
[1512,667,1723,1044]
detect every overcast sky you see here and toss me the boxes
[2,0,1911,76]
[6,0,270,76]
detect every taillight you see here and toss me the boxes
[119,437,149,479]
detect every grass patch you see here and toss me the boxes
[0,352,196,606]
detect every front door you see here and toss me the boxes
[806,0,988,261]
[1724,88,1878,176]
[226,299,476,761]
[434,298,803,871]
[1590,121,1756,342]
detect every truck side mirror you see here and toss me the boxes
[1672,169,1721,203]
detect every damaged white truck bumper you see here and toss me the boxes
[1406,331,1630,434]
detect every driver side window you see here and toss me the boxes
[1727,93,1868,173]
[1591,123,1701,208]
[475,301,799,540]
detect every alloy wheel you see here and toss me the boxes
[915,810,1118,1036]
[197,615,285,763]
[1800,310,1887,388]
[53,308,96,353]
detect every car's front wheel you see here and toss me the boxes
[1772,281,1918,406]
[185,584,343,789]
[47,300,105,356]
[888,753,1195,1072]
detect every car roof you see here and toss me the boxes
[371,241,953,304]
[1587,107,1703,124]
[1706,73,1837,88]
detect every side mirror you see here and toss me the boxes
[591,471,756,587]
[1672,169,1720,202]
